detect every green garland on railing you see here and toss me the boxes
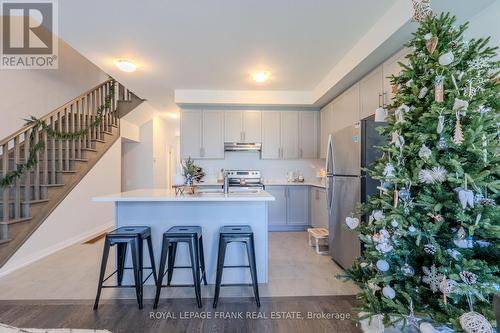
[0,87,114,189]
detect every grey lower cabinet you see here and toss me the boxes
[311,187,328,229]
[267,185,310,231]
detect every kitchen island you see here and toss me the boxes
[93,189,274,285]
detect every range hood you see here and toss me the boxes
[224,142,262,151]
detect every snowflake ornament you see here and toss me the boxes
[422,265,445,292]
[467,58,488,72]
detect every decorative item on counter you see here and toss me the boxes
[181,157,201,186]
[438,51,455,66]
[426,36,438,54]
[217,169,225,183]
[436,112,445,134]
[434,75,444,103]
[411,0,432,22]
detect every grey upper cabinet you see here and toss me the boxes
[202,111,224,159]
[267,186,287,225]
[311,187,328,229]
[242,111,262,143]
[281,112,299,160]
[286,186,309,225]
[332,83,360,134]
[360,66,384,120]
[261,111,281,159]
[224,111,243,142]
[300,111,319,159]
[181,110,202,159]
[383,48,410,105]
[224,110,262,143]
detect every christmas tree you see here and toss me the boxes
[343,10,499,333]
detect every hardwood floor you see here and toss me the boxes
[0,296,361,333]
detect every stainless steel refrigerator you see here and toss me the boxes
[326,117,386,269]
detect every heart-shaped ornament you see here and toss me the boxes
[345,217,359,230]
[426,36,438,54]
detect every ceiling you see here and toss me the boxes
[57,0,496,112]
[58,0,397,111]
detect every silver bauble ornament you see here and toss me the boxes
[437,137,448,150]
[376,259,390,272]
[439,51,455,66]
[401,264,415,277]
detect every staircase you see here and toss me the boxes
[0,79,143,268]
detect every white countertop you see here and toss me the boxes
[196,179,326,189]
[93,188,275,202]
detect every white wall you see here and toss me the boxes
[0,38,108,139]
[466,0,500,53]
[121,102,179,191]
[0,139,122,277]
[195,152,323,183]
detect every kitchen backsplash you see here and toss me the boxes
[193,151,325,182]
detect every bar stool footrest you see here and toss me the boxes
[220,283,254,287]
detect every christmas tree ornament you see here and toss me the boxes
[437,137,448,150]
[393,189,399,208]
[476,105,491,114]
[460,271,477,285]
[454,238,473,249]
[383,163,395,177]
[447,249,461,260]
[467,58,488,72]
[459,312,493,333]
[345,216,359,230]
[360,262,368,268]
[419,322,441,333]
[391,219,399,228]
[457,71,465,80]
[451,72,460,91]
[475,213,482,226]
[376,242,393,253]
[405,79,414,88]
[422,265,445,292]
[418,144,432,160]
[427,212,444,222]
[457,226,466,240]
[453,114,464,145]
[425,36,439,54]
[418,86,429,98]
[395,104,410,123]
[439,277,457,295]
[419,169,435,184]
[453,98,469,111]
[368,282,381,293]
[399,187,411,201]
[376,259,390,272]
[408,226,417,234]
[382,285,396,299]
[424,33,432,40]
[454,187,474,209]
[424,243,437,255]
[434,75,444,102]
[439,51,455,66]
[411,0,432,22]
[391,83,399,95]
[436,113,445,134]
[372,210,385,221]
[401,264,415,277]
[431,166,448,182]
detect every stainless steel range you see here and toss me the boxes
[226,170,265,190]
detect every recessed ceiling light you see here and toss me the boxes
[115,60,137,73]
[252,71,269,83]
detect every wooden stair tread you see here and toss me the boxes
[0,199,49,205]
[0,217,32,225]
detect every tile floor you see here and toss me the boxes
[0,232,359,300]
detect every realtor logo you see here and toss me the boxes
[1,0,58,69]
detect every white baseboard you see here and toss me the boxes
[0,221,115,278]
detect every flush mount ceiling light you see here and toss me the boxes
[115,60,137,73]
[252,71,269,83]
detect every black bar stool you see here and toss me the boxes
[154,226,207,309]
[213,225,260,308]
[94,226,157,310]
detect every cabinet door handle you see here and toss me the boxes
[242,131,246,142]
[300,148,303,159]
[378,94,382,108]
[383,92,388,107]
